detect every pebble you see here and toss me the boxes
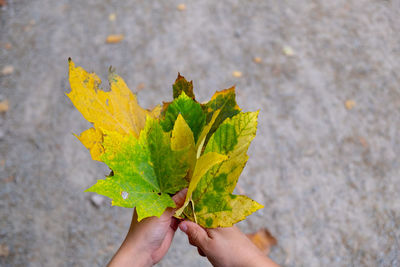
[90,194,104,207]
[1,65,14,75]
[108,13,116,21]
[283,45,295,56]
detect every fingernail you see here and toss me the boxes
[179,222,187,233]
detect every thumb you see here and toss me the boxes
[179,221,209,250]
[160,188,188,219]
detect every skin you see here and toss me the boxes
[108,188,279,267]
[179,222,280,267]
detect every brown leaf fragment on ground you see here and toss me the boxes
[246,228,277,255]
[359,137,368,148]
[0,100,9,113]
[4,43,12,50]
[2,175,15,183]
[106,34,124,44]
[0,0,7,7]
[0,244,10,257]
[345,100,356,110]
[253,57,262,63]
[177,4,186,11]
[232,71,242,78]
[136,82,145,92]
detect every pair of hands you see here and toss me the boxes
[108,189,278,267]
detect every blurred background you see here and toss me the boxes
[1,0,400,266]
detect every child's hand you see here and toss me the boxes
[108,189,187,267]
[179,221,280,267]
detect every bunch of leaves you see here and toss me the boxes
[67,59,263,227]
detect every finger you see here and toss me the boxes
[179,221,209,250]
[152,225,176,264]
[170,217,179,231]
[197,247,206,257]
[172,188,188,208]
[161,188,188,219]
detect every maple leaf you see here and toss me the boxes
[68,62,263,225]
[67,59,160,161]
[173,73,195,100]
[161,92,205,143]
[179,112,263,228]
[201,87,241,145]
[85,117,189,221]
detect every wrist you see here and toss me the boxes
[247,253,279,267]
[108,234,154,267]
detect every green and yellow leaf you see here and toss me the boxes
[183,111,263,227]
[171,114,196,178]
[85,117,189,221]
[201,87,241,145]
[68,63,263,226]
[161,92,206,142]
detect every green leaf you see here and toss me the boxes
[183,112,263,227]
[161,92,206,142]
[85,117,189,221]
[173,73,195,99]
[201,87,241,146]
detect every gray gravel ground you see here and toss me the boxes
[1,0,400,266]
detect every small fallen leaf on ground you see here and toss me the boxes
[177,4,186,11]
[283,45,295,56]
[1,65,14,75]
[0,0,7,7]
[345,100,356,110]
[0,244,9,257]
[247,228,277,255]
[232,71,242,78]
[4,43,12,50]
[2,175,14,183]
[106,34,124,44]
[253,57,262,63]
[136,82,145,92]
[108,13,116,21]
[0,100,9,112]
[359,137,368,148]
[0,160,5,167]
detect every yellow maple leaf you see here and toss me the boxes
[67,59,160,160]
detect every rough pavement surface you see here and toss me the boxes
[1,0,400,266]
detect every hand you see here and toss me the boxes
[179,221,280,267]
[108,189,187,267]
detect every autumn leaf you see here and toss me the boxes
[247,228,277,255]
[85,117,189,221]
[161,92,205,142]
[201,87,241,144]
[173,73,195,99]
[67,59,160,160]
[180,112,263,227]
[68,62,263,225]
[171,114,196,178]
